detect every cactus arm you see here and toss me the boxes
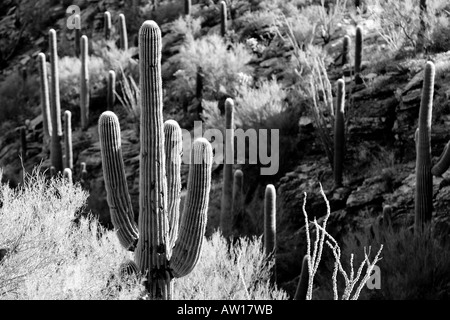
[431,141,450,177]
[107,70,116,111]
[119,14,128,51]
[104,11,112,41]
[171,138,212,278]
[220,1,228,37]
[98,111,139,251]
[415,61,435,232]
[164,120,183,255]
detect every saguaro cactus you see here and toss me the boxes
[107,70,116,111]
[74,14,81,57]
[119,14,128,51]
[354,26,363,85]
[334,79,345,188]
[342,35,350,66]
[80,35,89,131]
[99,21,213,299]
[231,169,244,233]
[264,184,277,282]
[104,11,112,41]
[49,29,64,174]
[185,0,191,15]
[64,110,73,171]
[415,61,435,232]
[220,1,228,37]
[37,53,52,143]
[63,168,73,184]
[220,98,234,237]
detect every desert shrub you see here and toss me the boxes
[234,10,279,44]
[342,223,450,299]
[170,15,203,39]
[168,33,253,104]
[0,168,144,299]
[175,231,288,299]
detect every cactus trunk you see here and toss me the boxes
[220,1,228,37]
[80,35,89,131]
[264,184,276,282]
[220,98,234,237]
[294,255,309,300]
[119,14,128,51]
[49,29,64,174]
[37,53,52,142]
[231,169,244,235]
[74,14,81,57]
[334,79,345,188]
[104,11,112,41]
[107,70,116,111]
[354,26,363,85]
[64,110,73,171]
[415,61,435,233]
[431,141,450,177]
[342,35,350,66]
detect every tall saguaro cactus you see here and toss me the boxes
[342,35,350,66]
[231,169,244,233]
[80,35,89,131]
[37,53,52,143]
[415,61,435,232]
[99,21,213,300]
[334,79,345,187]
[74,14,81,57]
[220,98,234,237]
[64,110,73,171]
[264,184,277,282]
[49,29,64,174]
[104,11,112,41]
[107,70,116,111]
[354,26,363,85]
[119,14,128,51]
[220,1,228,37]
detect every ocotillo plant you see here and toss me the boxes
[431,141,450,177]
[107,70,116,111]
[354,26,363,85]
[119,14,128,51]
[264,184,277,282]
[37,53,52,144]
[104,11,112,41]
[99,21,213,300]
[220,98,234,237]
[342,35,350,66]
[64,110,73,171]
[80,35,89,131]
[334,79,345,188]
[415,61,435,233]
[74,14,81,57]
[293,255,309,300]
[220,1,228,37]
[49,29,64,174]
[185,0,191,15]
[231,169,244,233]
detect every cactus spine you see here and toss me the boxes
[99,21,212,299]
[220,1,228,37]
[415,61,435,232]
[294,255,309,300]
[37,53,52,142]
[107,70,116,111]
[342,35,350,66]
[431,141,450,177]
[74,14,81,57]
[80,35,89,131]
[354,26,363,85]
[104,11,112,41]
[119,14,128,51]
[264,184,277,282]
[49,29,64,174]
[220,98,234,237]
[64,110,73,171]
[334,79,345,188]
